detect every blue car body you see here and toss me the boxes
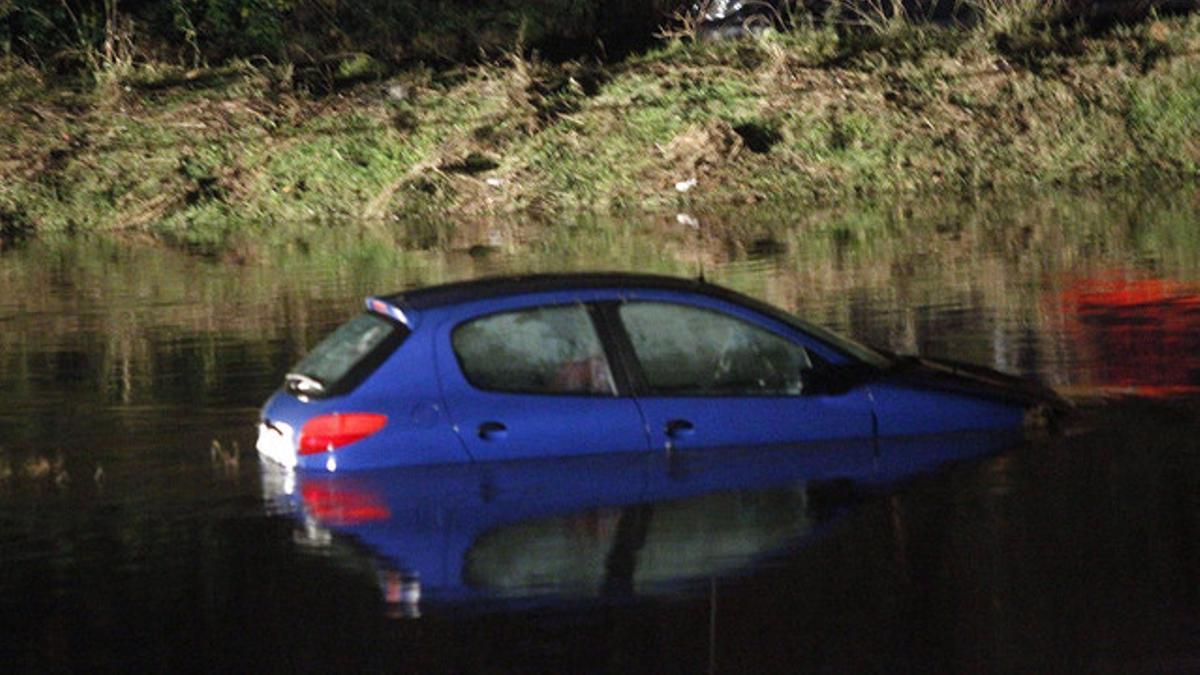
[257,273,1061,472]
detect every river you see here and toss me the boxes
[1,187,1199,671]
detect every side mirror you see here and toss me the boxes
[803,367,839,396]
[803,363,874,396]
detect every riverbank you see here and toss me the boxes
[2,11,1199,254]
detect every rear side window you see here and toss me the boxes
[452,305,616,396]
[287,313,406,397]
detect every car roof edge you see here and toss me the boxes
[383,272,731,311]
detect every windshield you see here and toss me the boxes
[782,315,894,369]
[287,313,404,396]
[729,294,894,369]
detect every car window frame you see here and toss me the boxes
[448,300,632,398]
[601,298,833,399]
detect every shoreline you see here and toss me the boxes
[2,13,1199,254]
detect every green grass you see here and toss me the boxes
[3,10,1200,253]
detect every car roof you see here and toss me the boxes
[384,272,751,311]
[380,272,895,368]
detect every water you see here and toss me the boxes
[1,187,1199,671]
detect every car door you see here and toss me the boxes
[611,297,877,451]
[435,298,651,461]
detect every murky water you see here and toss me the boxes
[1,187,1199,671]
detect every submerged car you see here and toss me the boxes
[257,273,1063,471]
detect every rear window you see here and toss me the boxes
[287,313,406,397]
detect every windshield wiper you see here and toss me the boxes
[285,372,326,395]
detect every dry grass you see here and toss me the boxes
[2,7,1199,253]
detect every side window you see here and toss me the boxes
[452,304,617,396]
[619,302,812,396]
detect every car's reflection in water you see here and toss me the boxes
[261,432,1025,617]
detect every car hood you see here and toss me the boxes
[880,354,1070,410]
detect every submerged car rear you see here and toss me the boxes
[258,311,407,470]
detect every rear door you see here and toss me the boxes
[435,297,651,461]
[611,296,876,451]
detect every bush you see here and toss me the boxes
[1,0,682,73]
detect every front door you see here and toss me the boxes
[614,300,876,451]
[436,302,650,461]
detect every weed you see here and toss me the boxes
[0,57,46,100]
[1125,58,1200,174]
[655,1,714,43]
[54,0,137,88]
[845,0,921,36]
[967,0,1066,36]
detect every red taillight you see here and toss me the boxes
[298,413,387,455]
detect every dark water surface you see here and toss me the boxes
[2,188,1200,672]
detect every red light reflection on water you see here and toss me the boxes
[1055,275,1200,398]
[301,482,391,525]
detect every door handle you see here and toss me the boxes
[477,421,508,441]
[665,419,695,439]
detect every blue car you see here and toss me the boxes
[257,273,1063,471]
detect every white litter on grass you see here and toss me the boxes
[674,178,698,193]
[386,83,407,101]
[676,213,700,228]
[485,177,505,187]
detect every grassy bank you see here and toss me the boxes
[2,7,1200,254]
